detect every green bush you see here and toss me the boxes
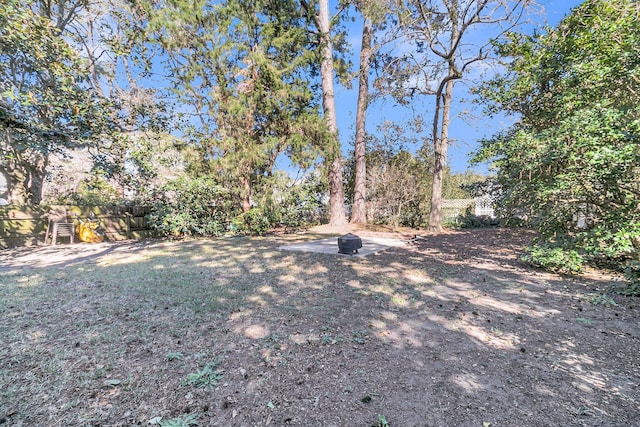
[262,173,325,230]
[234,207,272,236]
[621,260,640,296]
[147,177,239,238]
[276,188,323,229]
[51,176,121,206]
[456,213,500,229]
[521,244,584,274]
[471,1,640,287]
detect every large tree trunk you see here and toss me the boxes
[4,168,29,206]
[2,129,47,205]
[351,17,373,225]
[29,159,47,205]
[238,162,252,213]
[240,178,251,213]
[428,75,454,231]
[4,160,47,205]
[428,8,460,232]
[318,0,347,226]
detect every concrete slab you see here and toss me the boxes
[277,236,408,256]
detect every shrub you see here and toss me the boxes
[147,177,239,238]
[471,1,640,288]
[521,244,584,274]
[456,213,500,229]
[234,207,272,236]
[262,173,325,230]
[51,176,121,206]
[276,188,323,229]
[621,260,640,296]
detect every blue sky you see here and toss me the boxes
[333,0,585,174]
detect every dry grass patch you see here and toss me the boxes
[1,230,639,426]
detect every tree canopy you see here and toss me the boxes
[473,0,640,283]
[372,0,532,230]
[0,0,110,204]
[2,0,551,237]
[142,0,329,212]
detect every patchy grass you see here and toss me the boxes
[0,229,639,426]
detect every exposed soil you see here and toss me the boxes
[0,227,638,427]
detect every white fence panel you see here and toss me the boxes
[474,195,495,218]
[441,197,495,221]
[441,199,474,221]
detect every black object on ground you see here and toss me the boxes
[337,233,363,255]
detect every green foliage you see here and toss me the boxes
[521,245,583,275]
[473,0,640,278]
[621,261,640,296]
[147,177,239,238]
[93,133,180,204]
[90,1,173,201]
[165,352,184,361]
[576,317,593,326]
[183,360,224,389]
[455,214,500,229]
[373,415,390,427]
[149,172,325,238]
[143,0,325,211]
[234,208,272,236]
[158,413,199,427]
[54,176,121,206]
[443,171,488,200]
[265,172,325,229]
[0,0,111,204]
[275,191,320,229]
[583,293,617,307]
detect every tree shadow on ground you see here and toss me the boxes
[0,229,638,426]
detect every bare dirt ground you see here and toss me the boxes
[1,227,639,427]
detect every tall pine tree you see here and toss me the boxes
[145,0,325,211]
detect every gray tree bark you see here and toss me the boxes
[351,18,373,224]
[318,0,347,226]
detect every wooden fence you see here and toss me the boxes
[0,205,155,249]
